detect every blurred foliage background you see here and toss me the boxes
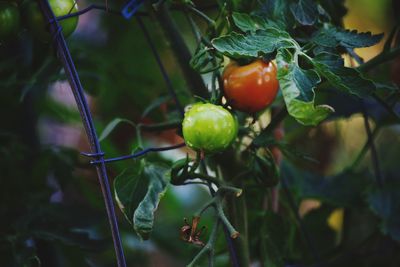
[1,0,400,266]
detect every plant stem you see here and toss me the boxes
[348,125,381,170]
[191,173,221,186]
[187,219,220,267]
[358,46,400,72]
[185,4,216,26]
[250,107,288,148]
[136,16,185,117]
[361,102,384,187]
[372,94,400,121]
[151,3,209,98]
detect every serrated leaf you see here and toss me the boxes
[114,162,148,224]
[313,26,383,49]
[290,0,319,26]
[133,164,170,240]
[232,12,275,32]
[313,52,376,97]
[259,0,292,29]
[190,44,223,74]
[212,30,293,59]
[276,49,334,126]
[99,118,135,142]
[367,184,400,242]
[318,0,347,26]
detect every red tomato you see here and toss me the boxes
[223,59,279,113]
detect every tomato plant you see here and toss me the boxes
[223,59,279,113]
[182,103,238,153]
[0,2,20,40]
[2,1,400,267]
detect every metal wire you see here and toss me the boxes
[38,1,128,266]
[90,143,186,164]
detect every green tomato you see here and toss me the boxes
[23,0,78,41]
[182,103,238,153]
[0,2,20,40]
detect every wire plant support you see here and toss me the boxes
[37,0,130,266]
[37,0,243,266]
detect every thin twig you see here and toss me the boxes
[136,16,185,117]
[250,107,288,148]
[358,46,400,72]
[361,102,384,188]
[185,4,216,26]
[187,219,220,267]
[347,48,384,187]
[348,125,381,170]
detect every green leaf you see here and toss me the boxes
[313,52,376,97]
[190,43,223,74]
[212,30,293,59]
[276,49,334,126]
[260,0,293,29]
[133,164,170,240]
[290,0,319,26]
[212,28,293,58]
[99,118,135,142]
[232,12,274,32]
[318,0,347,26]
[367,184,400,242]
[114,162,148,224]
[313,26,383,49]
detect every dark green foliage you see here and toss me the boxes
[1,0,400,266]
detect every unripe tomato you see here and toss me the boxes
[0,2,20,40]
[182,103,238,153]
[23,0,78,41]
[223,59,279,113]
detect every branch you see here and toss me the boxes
[250,107,288,149]
[136,16,185,117]
[189,173,222,186]
[151,4,209,98]
[358,46,400,72]
[347,48,400,120]
[187,219,220,267]
[348,125,381,170]
[361,103,384,187]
